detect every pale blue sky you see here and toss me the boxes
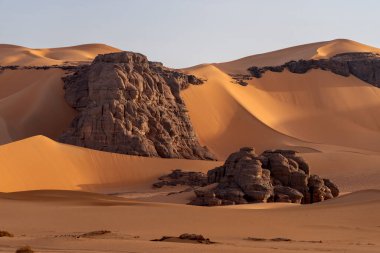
[0,0,379,68]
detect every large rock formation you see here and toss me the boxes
[247,52,380,87]
[59,51,215,160]
[190,147,339,206]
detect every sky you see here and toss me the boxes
[0,0,380,68]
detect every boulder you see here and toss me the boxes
[153,169,208,188]
[323,178,340,197]
[274,186,303,203]
[188,190,222,206]
[189,147,340,206]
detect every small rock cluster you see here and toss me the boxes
[248,52,380,88]
[189,147,339,206]
[153,169,208,188]
[152,233,214,244]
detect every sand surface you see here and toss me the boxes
[0,135,221,193]
[0,43,121,66]
[0,189,379,252]
[1,39,380,252]
[215,39,380,74]
[0,69,76,144]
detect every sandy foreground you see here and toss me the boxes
[0,39,380,252]
[0,189,379,253]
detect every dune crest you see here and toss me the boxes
[0,135,221,193]
[0,43,121,66]
[215,39,380,74]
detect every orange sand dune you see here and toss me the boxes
[0,43,121,66]
[0,39,379,194]
[0,189,378,253]
[183,64,380,157]
[0,69,75,144]
[215,39,380,74]
[183,39,380,159]
[0,135,377,195]
[0,135,221,193]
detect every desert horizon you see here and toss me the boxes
[0,1,379,252]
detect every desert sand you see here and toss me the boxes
[0,69,76,144]
[0,189,379,252]
[215,39,380,74]
[0,43,121,66]
[0,39,379,252]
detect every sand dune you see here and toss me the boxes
[0,135,221,193]
[183,39,380,159]
[0,69,75,144]
[183,63,380,157]
[0,43,121,66]
[215,39,380,74]
[0,39,379,252]
[0,39,379,195]
[0,189,378,252]
[0,135,377,195]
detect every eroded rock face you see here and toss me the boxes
[247,52,380,88]
[59,52,215,160]
[190,147,339,206]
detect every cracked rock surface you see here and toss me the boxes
[59,51,215,160]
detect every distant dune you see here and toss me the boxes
[0,43,121,66]
[215,39,380,74]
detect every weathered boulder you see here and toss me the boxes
[274,185,303,203]
[308,175,334,203]
[189,147,339,206]
[323,178,340,197]
[153,169,208,188]
[59,51,215,160]
[247,52,380,88]
[188,189,222,206]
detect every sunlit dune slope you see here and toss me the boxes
[182,64,310,157]
[0,135,221,193]
[0,69,76,144]
[215,39,380,74]
[0,43,121,66]
[183,39,380,158]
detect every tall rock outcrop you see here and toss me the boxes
[247,52,380,88]
[59,51,215,160]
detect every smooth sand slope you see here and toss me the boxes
[0,43,121,66]
[0,189,379,253]
[0,69,76,144]
[0,135,221,193]
[0,135,378,194]
[183,39,380,156]
[215,39,380,74]
[183,66,380,157]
